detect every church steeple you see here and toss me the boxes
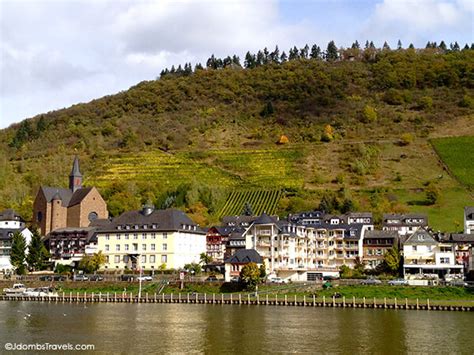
[69,155,83,193]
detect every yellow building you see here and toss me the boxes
[95,206,206,271]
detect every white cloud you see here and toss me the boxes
[361,0,473,44]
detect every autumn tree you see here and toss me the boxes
[380,246,402,275]
[240,262,261,291]
[78,252,106,274]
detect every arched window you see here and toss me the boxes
[37,211,43,222]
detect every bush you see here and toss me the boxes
[361,105,377,122]
[383,88,404,105]
[399,133,414,146]
[459,95,473,108]
[417,96,433,110]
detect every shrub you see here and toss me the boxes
[459,95,473,108]
[362,105,377,122]
[399,133,414,146]
[418,96,433,110]
[383,88,404,105]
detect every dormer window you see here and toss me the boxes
[134,225,139,230]
[117,225,122,230]
[152,224,157,229]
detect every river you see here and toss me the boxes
[0,301,472,353]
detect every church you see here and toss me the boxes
[33,156,109,236]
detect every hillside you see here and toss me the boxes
[0,47,473,230]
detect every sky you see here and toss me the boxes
[0,0,473,129]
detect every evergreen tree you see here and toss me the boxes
[270,45,280,63]
[438,41,447,51]
[36,115,47,133]
[310,44,321,59]
[408,43,415,49]
[223,56,232,68]
[383,41,391,50]
[364,40,370,49]
[351,40,360,49]
[280,51,288,63]
[256,50,264,66]
[194,63,204,71]
[451,41,460,51]
[463,43,469,51]
[471,43,474,50]
[326,40,338,61]
[263,47,270,64]
[288,46,299,60]
[9,120,34,149]
[244,51,256,68]
[10,231,26,275]
[300,44,309,58]
[206,55,216,69]
[232,55,241,67]
[397,39,402,50]
[170,65,176,74]
[26,229,49,271]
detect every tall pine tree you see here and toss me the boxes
[26,229,49,271]
[10,231,26,275]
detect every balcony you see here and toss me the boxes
[257,240,271,247]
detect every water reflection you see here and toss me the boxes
[0,302,472,353]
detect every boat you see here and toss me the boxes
[23,287,59,297]
[3,283,27,296]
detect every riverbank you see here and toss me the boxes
[2,280,474,309]
[1,292,473,312]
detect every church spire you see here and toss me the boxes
[69,155,83,193]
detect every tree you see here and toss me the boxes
[10,231,27,275]
[326,40,338,61]
[242,202,254,216]
[310,44,321,59]
[259,262,266,279]
[26,228,49,271]
[240,262,261,290]
[244,51,256,68]
[382,246,401,275]
[280,51,288,63]
[397,39,403,50]
[425,183,440,205]
[362,105,377,122]
[158,263,167,274]
[199,252,212,266]
[260,101,274,117]
[78,252,106,274]
[184,262,202,275]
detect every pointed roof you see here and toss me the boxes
[253,212,278,225]
[224,249,263,264]
[0,209,24,222]
[70,155,82,177]
[404,227,436,245]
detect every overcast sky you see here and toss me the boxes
[1,0,472,129]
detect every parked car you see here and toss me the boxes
[89,275,104,281]
[73,274,89,281]
[121,274,135,282]
[137,276,153,281]
[269,277,286,284]
[388,279,408,286]
[205,275,218,282]
[323,275,339,281]
[361,278,382,285]
[230,276,240,283]
[39,275,66,281]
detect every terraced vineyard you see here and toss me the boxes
[217,189,283,218]
[90,148,306,190]
[431,136,474,189]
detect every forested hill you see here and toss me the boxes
[0,45,473,229]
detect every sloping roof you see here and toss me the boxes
[221,215,257,226]
[0,209,23,222]
[105,208,205,234]
[465,207,474,219]
[253,213,278,225]
[89,218,112,228]
[364,230,399,239]
[225,249,263,264]
[40,187,73,205]
[347,212,373,218]
[68,187,93,206]
[404,228,437,245]
[448,233,474,243]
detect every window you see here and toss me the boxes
[440,257,450,264]
[116,235,121,240]
[114,255,120,263]
[163,233,167,239]
[150,255,156,263]
[106,256,109,263]
[151,244,156,251]
[88,211,98,222]
[141,255,146,263]
[142,233,146,240]
[106,235,110,240]
[105,244,110,251]
[142,244,147,251]
[125,244,129,251]
[125,234,129,240]
[116,245,120,251]
[123,255,129,263]
[133,244,138,251]
[412,245,417,251]
[133,234,138,239]
[162,243,167,251]
[161,255,167,263]
[151,233,156,239]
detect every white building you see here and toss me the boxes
[464,207,474,234]
[95,206,206,271]
[0,209,32,272]
[383,213,428,237]
[241,212,373,281]
[403,228,463,281]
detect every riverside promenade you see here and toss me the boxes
[1,292,473,312]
